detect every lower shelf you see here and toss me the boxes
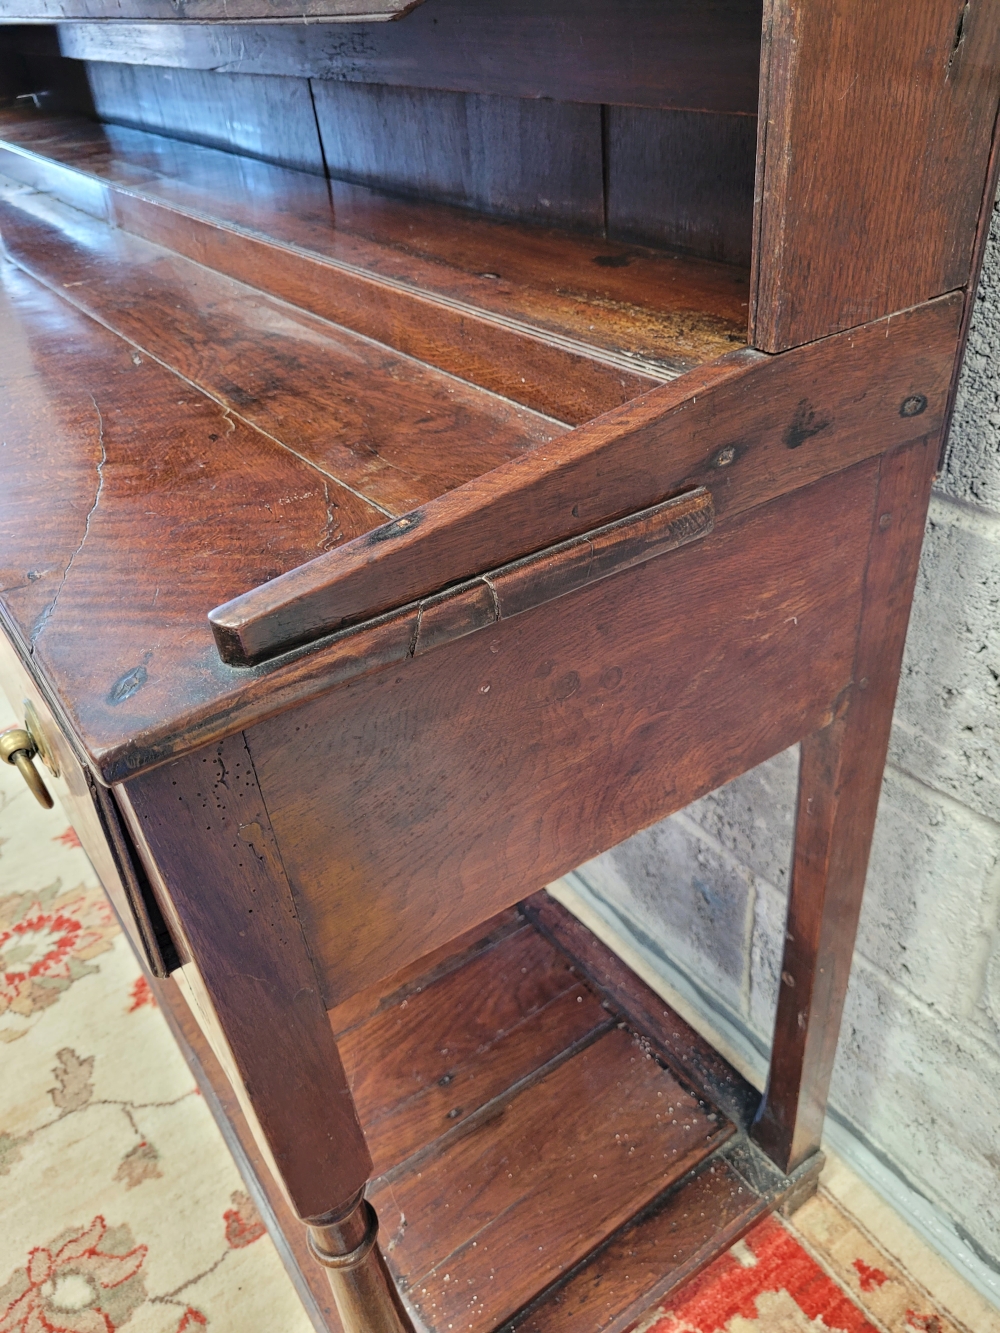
[150,894,820,1333]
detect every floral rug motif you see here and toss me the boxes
[0,698,983,1333]
[0,710,314,1333]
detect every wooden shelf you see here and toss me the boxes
[0,109,750,423]
[152,895,816,1333]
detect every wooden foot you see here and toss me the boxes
[309,1197,415,1333]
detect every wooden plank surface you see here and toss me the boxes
[86,62,327,175]
[607,108,756,266]
[0,257,383,772]
[0,181,561,516]
[211,294,961,665]
[312,81,604,229]
[751,0,1000,351]
[371,1024,731,1332]
[248,459,878,1005]
[521,894,760,1129]
[338,925,612,1176]
[0,111,749,421]
[59,0,763,115]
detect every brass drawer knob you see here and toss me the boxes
[1,727,54,809]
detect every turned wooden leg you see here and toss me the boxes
[752,435,939,1173]
[118,731,413,1333]
[308,1195,416,1333]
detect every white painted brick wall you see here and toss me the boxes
[577,194,1000,1276]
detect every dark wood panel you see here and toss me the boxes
[751,0,1000,351]
[338,926,610,1175]
[59,0,763,115]
[121,733,373,1223]
[607,108,756,266]
[0,185,562,516]
[312,81,604,229]
[250,461,877,1005]
[371,1025,730,1331]
[86,61,327,175]
[522,894,760,1129]
[211,296,961,666]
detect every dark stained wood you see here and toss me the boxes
[0,256,384,794]
[327,909,523,1037]
[337,925,611,1176]
[86,62,327,175]
[512,1148,770,1333]
[119,731,373,1222]
[210,295,961,666]
[752,435,943,1172]
[606,109,756,266]
[149,971,342,1333]
[0,184,562,517]
[521,894,760,1130]
[0,0,423,19]
[216,489,713,667]
[0,626,175,976]
[0,110,749,421]
[59,0,763,115]
[751,0,1000,351]
[370,1024,731,1333]
[312,81,604,230]
[248,460,878,1006]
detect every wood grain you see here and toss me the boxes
[0,257,382,782]
[751,0,1000,350]
[120,732,373,1222]
[0,110,748,420]
[370,1024,730,1332]
[338,925,610,1176]
[607,108,756,266]
[512,1148,768,1333]
[248,461,878,1005]
[211,295,961,665]
[521,894,760,1130]
[59,0,763,115]
[0,183,561,516]
[753,436,942,1172]
[312,81,604,229]
[86,62,327,176]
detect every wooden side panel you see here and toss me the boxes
[119,732,373,1222]
[249,461,878,1006]
[59,0,764,115]
[607,108,756,266]
[752,0,1000,351]
[86,62,327,175]
[312,81,604,229]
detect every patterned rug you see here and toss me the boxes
[0,704,984,1333]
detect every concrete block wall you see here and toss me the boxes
[574,193,1000,1288]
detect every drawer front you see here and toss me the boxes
[0,629,174,976]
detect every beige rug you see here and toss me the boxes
[1,699,993,1333]
[0,703,313,1333]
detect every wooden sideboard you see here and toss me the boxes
[1,6,998,1331]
